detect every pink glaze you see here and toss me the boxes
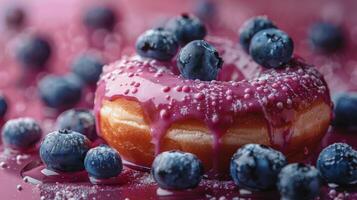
[94,37,332,173]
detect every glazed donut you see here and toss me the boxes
[94,37,332,174]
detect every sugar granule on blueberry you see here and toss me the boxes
[56,109,97,141]
[317,143,357,185]
[83,6,117,31]
[309,22,345,53]
[277,163,322,200]
[239,16,277,52]
[40,129,92,172]
[0,94,8,118]
[151,150,204,190]
[165,13,207,45]
[230,144,287,190]
[84,145,122,179]
[71,53,104,85]
[16,35,52,70]
[249,28,293,69]
[177,40,222,81]
[136,28,179,61]
[1,118,42,150]
[38,74,82,109]
[332,92,357,127]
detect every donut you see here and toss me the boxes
[94,36,332,174]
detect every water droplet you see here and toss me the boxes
[194,93,205,100]
[162,86,170,93]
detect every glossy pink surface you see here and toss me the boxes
[0,0,356,199]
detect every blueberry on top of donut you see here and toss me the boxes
[239,16,277,52]
[136,28,179,61]
[249,28,294,69]
[177,40,223,81]
[165,13,207,45]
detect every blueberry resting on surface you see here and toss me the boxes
[16,35,52,70]
[0,94,8,118]
[83,6,117,31]
[332,93,357,127]
[177,40,222,81]
[151,150,204,190]
[40,129,92,172]
[71,53,104,85]
[194,0,216,22]
[136,28,179,61]
[165,13,207,45]
[56,109,97,141]
[249,28,294,69]
[230,144,287,190]
[5,6,26,29]
[84,145,123,179]
[277,163,321,200]
[239,16,277,52]
[317,143,357,185]
[1,118,42,150]
[38,74,82,109]
[309,22,345,53]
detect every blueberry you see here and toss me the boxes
[277,163,321,200]
[177,40,222,81]
[40,129,92,172]
[83,6,117,31]
[1,118,42,150]
[309,22,345,53]
[38,74,82,109]
[135,28,178,61]
[194,0,216,22]
[5,6,26,29]
[84,145,122,179]
[239,16,277,52]
[0,94,8,118]
[16,35,52,70]
[165,13,207,45]
[71,54,104,85]
[230,144,287,190]
[332,93,357,127]
[56,109,97,141]
[249,28,294,68]
[317,143,357,185]
[151,151,204,190]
